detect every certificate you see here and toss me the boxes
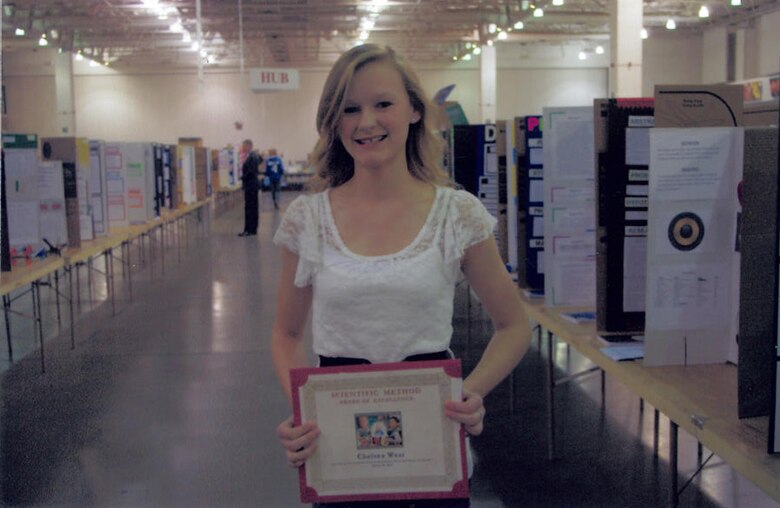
[291,359,468,503]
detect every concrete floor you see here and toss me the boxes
[1,191,778,507]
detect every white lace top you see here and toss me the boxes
[273,186,497,363]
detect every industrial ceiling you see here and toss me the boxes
[2,0,778,70]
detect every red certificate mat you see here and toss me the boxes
[290,359,469,503]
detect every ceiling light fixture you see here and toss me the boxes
[640,27,648,39]
[142,0,159,7]
[38,35,48,46]
[89,59,99,67]
[191,41,200,51]
[75,52,84,61]
[462,54,472,61]
[533,8,544,17]
[552,0,564,5]
[488,23,497,34]
[595,45,604,54]
[578,51,587,60]
[731,0,742,5]
[170,20,183,32]
[361,18,375,31]
[359,30,369,40]
[497,31,508,40]
[487,39,494,46]
[665,18,676,30]
[473,47,481,55]
[699,5,710,18]
[15,28,25,36]
[514,21,524,30]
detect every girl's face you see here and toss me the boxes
[338,60,421,173]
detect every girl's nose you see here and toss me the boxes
[357,109,377,128]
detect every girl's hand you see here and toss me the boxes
[444,390,486,436]
[277,415,320,468]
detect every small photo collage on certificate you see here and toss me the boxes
[355,412,403,449]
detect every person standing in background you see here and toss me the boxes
[265,148,285,210]
[239,139,263,236]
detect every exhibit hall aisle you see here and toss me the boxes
[0,190,777,507]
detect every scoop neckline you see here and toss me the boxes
[323,186,443,261]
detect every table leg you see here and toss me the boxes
[88,258,94,304]
[76,262,82,310]
[547,329,556,461]
[68,266,75,350]
[161,222,166,275]
[126,241,133,302]
[654,409,660,456]
[54,269,61,326]
[106,249,115,317]
[671,420,679,507]
[601,369,606,407]
[32,282,45,373]
[4,294,13,362]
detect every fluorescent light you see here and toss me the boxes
[699,6,709,18]
[665,18,676,30]
[578,51,587,60]
[191,41,200,51]
[731,0,742,5]
[533,8,544,17]
[462,54,472,61]
[182,31,192,43]
[497,31,508,40]
[361,18,375,31]
[640,28,648,39]
[14,28,25,36]
[38,36,48,46]
[487,39,494,46]
[75,52,84,61]
[452,56,458,61]
[200,49,207,57]
[488,23,497,34]
[473,47,481,55]
[359,30,369,40]
[553,0,564,5]
[170,21,183,32]
[465,42,473,49]
[595,45,604,55]
[514,21,524,30]
[89,60,99,67]
[142,0,159,7]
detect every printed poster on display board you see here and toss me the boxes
[519,115,544,291]
[104,142,128,229]
[644,127,743,366]
[38,160,68,247]
[2,134,40,253]
[89,140,108,236]
[542,106,596,307]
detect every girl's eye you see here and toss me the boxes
[377,101,393,109]
[343,105,360,114]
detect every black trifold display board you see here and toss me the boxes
[516,116,544,290]
[596,98,654,333]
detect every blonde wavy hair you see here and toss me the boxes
[307,44,451,191]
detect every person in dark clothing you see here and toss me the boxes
[239,139,263,236]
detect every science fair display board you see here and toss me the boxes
[504,119,520,278]
[119,143,156,225]
[739,127,779,420]
[164,144,178,210]
[643,127,743,366]
[38,160,68,247]
[595,98,654,334]
[179,145,197,205]
[104,142,128,229]
[41,137,92,246]
[89,140,108,236]
[2,134,40,254]
[515,115,544,291]
[542,107,596,307]
[218,148,237,188]
[451,124,501,248]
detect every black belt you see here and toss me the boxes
[319,350,450,368]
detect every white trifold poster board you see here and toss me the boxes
[542,106,596,307]
[121,143,155,224]
[218,148,236,188]
[179,145,197,205]
[644,127,744,366]
[75,139,95,242]
[38,161,68,246]
[3,139,40,251]
[104,142,128,229]
[89,140,108,236]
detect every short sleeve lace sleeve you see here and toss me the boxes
[442,189,498,266]
[273,194,322,287]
